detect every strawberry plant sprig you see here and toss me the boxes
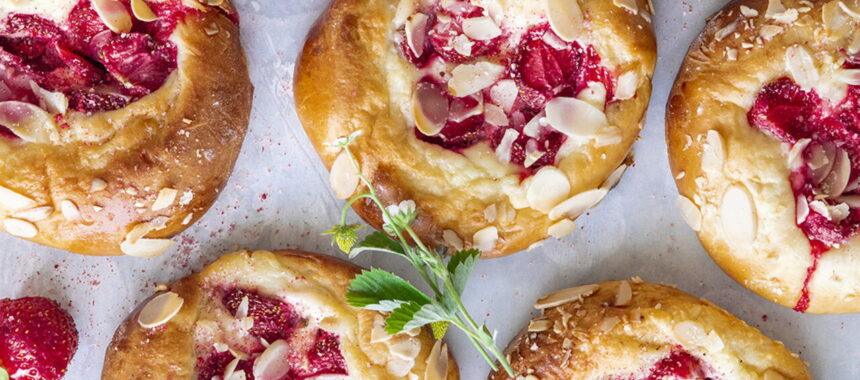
[324,131,514,376]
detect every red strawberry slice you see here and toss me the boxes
[644,350,707,380]
[98,33,177,96]
[0,297,78,380]
[291,329,348,378]
[223,289,299,343]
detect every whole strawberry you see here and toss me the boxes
[0,297,78,380]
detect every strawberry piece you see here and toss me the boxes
[290,330,347,378]
[223,289,299,343]
[0,297,78,380]
[98,33,177,95]
[196,350,254,380]
[644,350,707,380]
[0,126,17,139]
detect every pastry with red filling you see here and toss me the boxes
[488,280,810,380]
[296,0,656,257]
[0,0,252,257]
[102,250,459,380]
[668,0,860,313]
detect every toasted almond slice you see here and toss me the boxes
[483,204,497,223]
[484,104,509,127]
[614,72,638,101]
[3,218,37,238]
[785,45,818,90]
[13,206,53,222]
[131,0,158,22]
[393,0,416,26]
[677,195,702,232]
[29,81,68,114]
[0,101,58,143]
[235,296,250,319]
[740,5,759,17]
[787,138,811,170]
[137,292,184,328]
[126,222,155,244]
[673,321,706,347]
[413,81,449,136]
[371,314,393,343]
[823,1,851,37]
[495,129,519,164]
[91,178,108,192]
[442,229,464,250]
[405,13,429,57]
[253,340,291,379]
[121,238,174,258]
[462,16,502,40]
[597,316,620,332]
[615,280,632,306]
[809,142,836,185]
[535,284,599,309]
[824,148,851,197]
[387,358,415,377]
[796,195,810,224]
[577,81,607,110]
[548,188,607,220]
[527,166,571,213]
[765,0,786,17]
[472,226,498,253]
[223,358,241,380]
[389,336,421,360]
[330,150,360,200]
[548,219,576,238]
[524,151,545,168]
[490,80,518,112]
[528,319,552,332]
[448,95,482,123]
[701,130,725,173]
[152,188,178,211]
[0,185,36,211]
[545,97,607,139]
[547,0,583,42]
[720,185,758,245]
[93,0,133,33]
[424,340,449,380]
[60,200,81,222]
[613,0,638,14]
[448,62,505,97]
[839,1,860,19]
[602,164,628,190]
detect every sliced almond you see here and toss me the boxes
[235,296,250,319]
[787,138,811,170]
[484,104,509,127]
[389,336,421,360]
[528,319,552,332]
[60,200,81,222]
[483,204,498,223]
[677,195,702,232]
[577,81,607,110]
[673,321,706,347]
[785,45,818,90]
[386,358,415,377]
[442,229,464,250]
[121,238,174,258]
[393,0,416,26]
[546,0,583,42]
[545,97,607,139]
[424,340,449,380]
[3,218,37,238]
[223,358,241,380]
[92,0,133,33]
[91,178,108,192]
[330,150,360,200]
[448,62,505,97]
[490,80,518,112]
[412,82,449,136]
[823,1,851,37]
[613,0,638,14]
[548,188,607,220]
[797,195,810,224]
[371,314,393,343]
[12,206,53,222]
[137,292,184,328]
[614,72,638,101]
[535,284,599,309]
[253,339,291,380]
[548,219,576,238]
[526,166,571,213]
[740,5,759,17]
[131,0,158,22]
[0,101,57,143]
[29,81,68,114]
[602,164,628,190]
[0,185,36,211]
[839,1,860,19]
[614,280,632,306]
[472,226,498,253]
[152,188,178,211]
[823,148,851,197]
[701,130,725,173]
[495,129,519,164]
[405,13,429,57]
[720,185,758,245]
[809,142,836,185]
[462,16,501,41]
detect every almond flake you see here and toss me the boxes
[528,319,552,332]
[389,336,421,360]
[524,151,545,168]
[490,80,518,112]
[796,195,810,224]
[614,72,638,100]
[838,1,860,19]
[92,0,133,33]
[548,188,607,220]
[673,321,707,347]
[60,200,81,222]
[785,45,818,90]
[495,129,519,164]
[720,185,758,245]
[701,130,725,173]
[393,0,416,26]
[387,358,415,377]
[787,138,811,170]
[0,185,36,211]
[484,104,509,126]
[473,226,498,253]
[740,5,759,17]
[448,62,505,97]
[29,81,68,114]
[613,0,638,14]
[677,195,702,231]
[405,13,429,57]
[91,178,108,192]
[483,204,497,223]
[253,340,291,379]
[597,316,620,332]
[462,16,501,40]
[442,229,464,250]
[12,206,53,222]
[535,284,599,309]
[615,281,632,306]
[823,148,851,197]
[330,150,360,200]
[526,166,571,213]
[137,292,184,328]
[131,0,158,22]
[424,341,448,380]
[152,188,178,211]
[602,164,628,190]
[235,296,250,319]
[3,218,37,238]
[121,237,174,258]
[371,314,393,343]
[548,219,576,238]
[545,97,608,140]
[182,213,193,225]
[577,81,607,110]
[759,25,784,40]
[715,19,739,41]
[547,0,583,41]
[412,82,449,136]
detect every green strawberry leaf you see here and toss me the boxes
[346,269,430,311]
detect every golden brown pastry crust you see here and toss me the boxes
[295,0,656,258]
[667,0,860,313]
[489,280,811,380]
[102,249,459,380]
[0,1,252,256]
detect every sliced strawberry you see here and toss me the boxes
[291,330,347,378]
[98,33,177,96]
[66,0,111,54]
[223,289,299,343]
[196,350,254,380]
[644,350,707,380]
[748,77,823,144]
[0,297,78,380]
